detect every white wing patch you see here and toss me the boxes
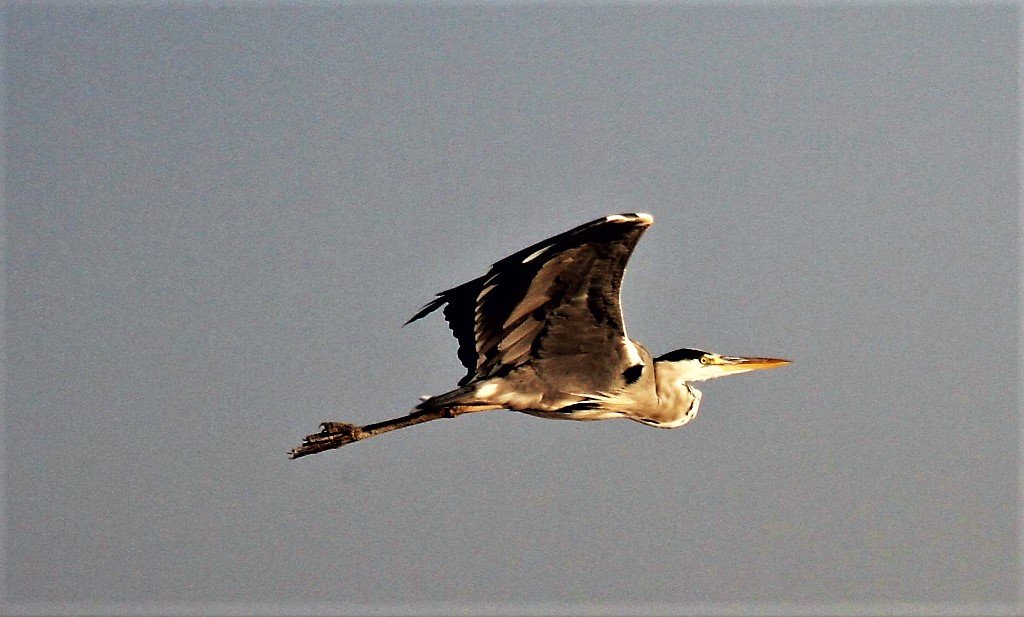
[606,212,653,225]
[521,246,549,263]
[624,338,643,367]
[475,383,499,398]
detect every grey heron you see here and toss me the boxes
[289,212,789,458]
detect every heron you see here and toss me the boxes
[289,212,789,458]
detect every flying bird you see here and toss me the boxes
[289,213,789,458]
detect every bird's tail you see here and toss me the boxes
[415,385,483,411]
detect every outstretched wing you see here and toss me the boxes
[407,213,653,388]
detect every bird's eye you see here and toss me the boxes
[700,356,711,365]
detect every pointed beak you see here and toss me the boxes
[714,355,792,374]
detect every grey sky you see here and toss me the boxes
[2,3,1019,614]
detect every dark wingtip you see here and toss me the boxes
[405,296,446,326]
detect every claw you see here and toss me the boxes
[317,421,362,438]
[289,421,368,458]
[306,422,365,444]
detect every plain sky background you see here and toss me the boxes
[2,2,1020,613]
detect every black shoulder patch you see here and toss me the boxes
[655,348,707,362]
[622,364,643,384]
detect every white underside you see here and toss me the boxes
[519,408,626,421]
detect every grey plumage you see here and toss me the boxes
[409,212,788,428]
[289,212,789,458]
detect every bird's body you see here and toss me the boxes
[289,212,789,458]
[508,341,700,428]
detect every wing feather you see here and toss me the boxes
[407,213,653,387]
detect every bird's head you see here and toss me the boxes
[654,348,791,384]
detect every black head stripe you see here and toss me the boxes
[655,348,707,362]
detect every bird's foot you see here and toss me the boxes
[288,422,367,459]
[318,421,365,438]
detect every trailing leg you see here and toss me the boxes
[287,403,501,459]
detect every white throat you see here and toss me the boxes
[656,358,735,384]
